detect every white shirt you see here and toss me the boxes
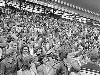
[30,48,34,55]
[0,48,2,59]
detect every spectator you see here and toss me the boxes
[0,45,18,75]
[17,45,38,75]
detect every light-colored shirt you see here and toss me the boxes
[0,48,2,59]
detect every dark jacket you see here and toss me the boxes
[0,53,18,75]
[55,61,69,75]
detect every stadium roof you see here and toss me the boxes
[62,0,100,14]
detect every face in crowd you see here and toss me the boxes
[37,48,42,55]
[22,46,30,55]
[43,56,49,64]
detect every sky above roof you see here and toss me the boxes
[62,0,100,13]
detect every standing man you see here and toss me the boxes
[55,52,69,75]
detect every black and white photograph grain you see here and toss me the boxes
[0,0,100,75]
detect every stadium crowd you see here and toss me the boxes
[0,6,100,75]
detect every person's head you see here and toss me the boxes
[37,48,42,55]
[42,56,49,64]
[78,45,83,51]
[28,41,34,48]
[21,45,30,54]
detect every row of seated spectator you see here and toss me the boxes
[0,6,100,75]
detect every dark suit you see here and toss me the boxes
[55,61,69,75]
[0,53,18,75]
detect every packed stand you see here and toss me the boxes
[0,6,100,75]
